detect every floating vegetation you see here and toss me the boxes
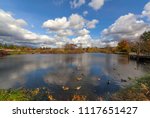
[72,95,87,101]
[48,95,55,101]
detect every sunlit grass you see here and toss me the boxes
[111,75,150,101]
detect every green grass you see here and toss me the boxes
[111,75,150,101]
[0,89,31,101]
[0,88,55,101]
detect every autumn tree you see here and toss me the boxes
[64,43,77,50]
[139,31,150,54]
[117,40,130,53]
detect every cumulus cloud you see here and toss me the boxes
[100,2,150,46]
[42,14,99,47]
[72,35,92,47]
[89,0,105,10]
[0,9,100,48]
[87,19,99,29]
[42,17,69,31]
[78,29,90,36]
[102,13,150,42]
[42,14,87,34]
[69,14,85,29]
[0,9,56,47]
[43,14,98,31]
[70,0,85,8]
[142,2,150,20]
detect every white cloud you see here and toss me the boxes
[87,19,99,29]
[0,9,97,48]
[142,2,150,20]
[102,13,150,42]
[0,9,55,47]
[89,0,104,10]
[72,35,92,47]
[57,29,73,37]
[70,0,85,8]
[43,14,85,32]
[77,28,90,36]
[42,14,99,47]
[69,14,85,29]
[83,11,88,16]
[90,39,118,47]
[43,14,98,32]
[16,19,28,27]
[42,17,69,31]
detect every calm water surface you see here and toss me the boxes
[0,53,150,100]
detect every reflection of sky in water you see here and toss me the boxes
[0,53,150,99]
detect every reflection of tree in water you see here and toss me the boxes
[64,55,76,64]
[136,62,150,73]
[117,55,129,64]
[105,54,111,74]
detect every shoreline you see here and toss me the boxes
[0,48,121,57]
[111,75,150,101]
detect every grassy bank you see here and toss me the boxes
[0,87,90,101]
[0,43,117,56]
[111,75,150,101]
[0,48,115,55]
[0,88,56,101]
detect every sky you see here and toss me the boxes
[0,0,150,48]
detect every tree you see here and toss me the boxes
[117,40,130,53]
[64,44,77,50]
[139,31,150,54]
[0,43,3,49]
[140,31,150,41]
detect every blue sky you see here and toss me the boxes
[0,0,150,47]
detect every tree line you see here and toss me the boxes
[116,31,150,55]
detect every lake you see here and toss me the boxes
[0,53,150,100]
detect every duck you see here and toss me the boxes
[107,80,111,85]
[121,79,127,82]
[62,86,69,91]
[75,86,81,90]
[76,77,82,81]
